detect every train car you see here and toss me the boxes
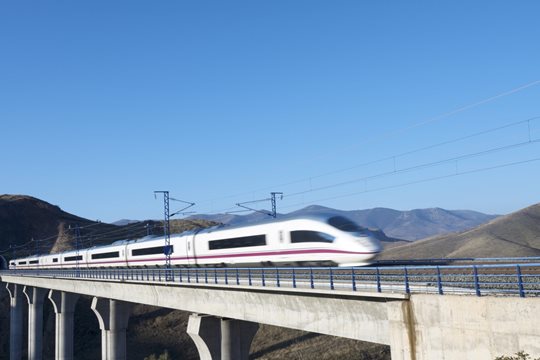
[59,250,87,269]
[86,242,128,268]
[180,215,381,267]
[40,254,61,269]
[125,235,181,268]
[12,256,40,269]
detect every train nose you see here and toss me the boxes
[355,235,382,253]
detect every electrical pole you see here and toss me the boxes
[154,191,172,279]
[75,224,81,277]
[146,223,153,236]
[270,192,283,218]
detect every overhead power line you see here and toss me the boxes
[281,157,540,210]
[194,115,539,215]
[234,192,283,218]
[192,81,540,209]
[284,139,540,200]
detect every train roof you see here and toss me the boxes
[180,213,342,235]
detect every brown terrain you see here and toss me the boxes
[0,195,390,359]
[378,202,540,259]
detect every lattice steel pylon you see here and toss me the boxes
[154,191,172,278]
[75,224,81,277]
[270,192,283,218]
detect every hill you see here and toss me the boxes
[0,195,214,257]
[190,205,498,241]
[379,202,540,259]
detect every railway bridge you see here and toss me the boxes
[1,264,540,360]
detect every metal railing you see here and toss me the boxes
[2,263,540,297]
[374,256,540,266]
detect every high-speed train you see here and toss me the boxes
[8,215,381,269]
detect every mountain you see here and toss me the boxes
[111,219,141,226]
[189,205,499,241]
[378,203,540,259]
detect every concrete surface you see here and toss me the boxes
[2,274,539,360]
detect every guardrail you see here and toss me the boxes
[374,256,540,266]
[2,263,540,298]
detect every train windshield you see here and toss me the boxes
[327,216,367,234]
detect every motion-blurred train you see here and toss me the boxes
[8,215,381,269]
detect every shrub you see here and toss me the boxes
[144,350,171,360]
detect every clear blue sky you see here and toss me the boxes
[1,1,539,223]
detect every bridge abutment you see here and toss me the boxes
[48,290,80,360]
[91,297,133,360]
[6,283,24,360]
[22,286,47,360]
[187,313,259,360]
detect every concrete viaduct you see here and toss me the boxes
[1,272,539,360]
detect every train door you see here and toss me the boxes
[186,231,198,266]
[121,246,128,267]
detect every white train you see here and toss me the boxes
[8,215,381,269]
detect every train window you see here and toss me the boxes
[64,255,83,262]
[18,261,27,265]
[53,258,58,263]
[29,260,39,264]
[92,251,120,260]
[209,235,266,250]
[327,216,366,233]
[10,262,15,266]
[132,246,172,256]
[290,231,335,243]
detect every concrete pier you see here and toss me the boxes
[6,283,24,360]
[48,290,80,360]
[23,286,47,360]
[187,314,259,360]
[91,297,132,360]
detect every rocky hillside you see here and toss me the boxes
[379,202,540,259]
[0,195,213,257]
[0,194,90,254]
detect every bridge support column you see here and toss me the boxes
[6,283,24,360]
[91,297,132,360]
[187,314,259,360]
[48,290,80,360]
[23,286,47,360]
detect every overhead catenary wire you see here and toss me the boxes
[283,139,540,200]
[280,157,540,210]
[191,81,540,209]
[194,115,540,214]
